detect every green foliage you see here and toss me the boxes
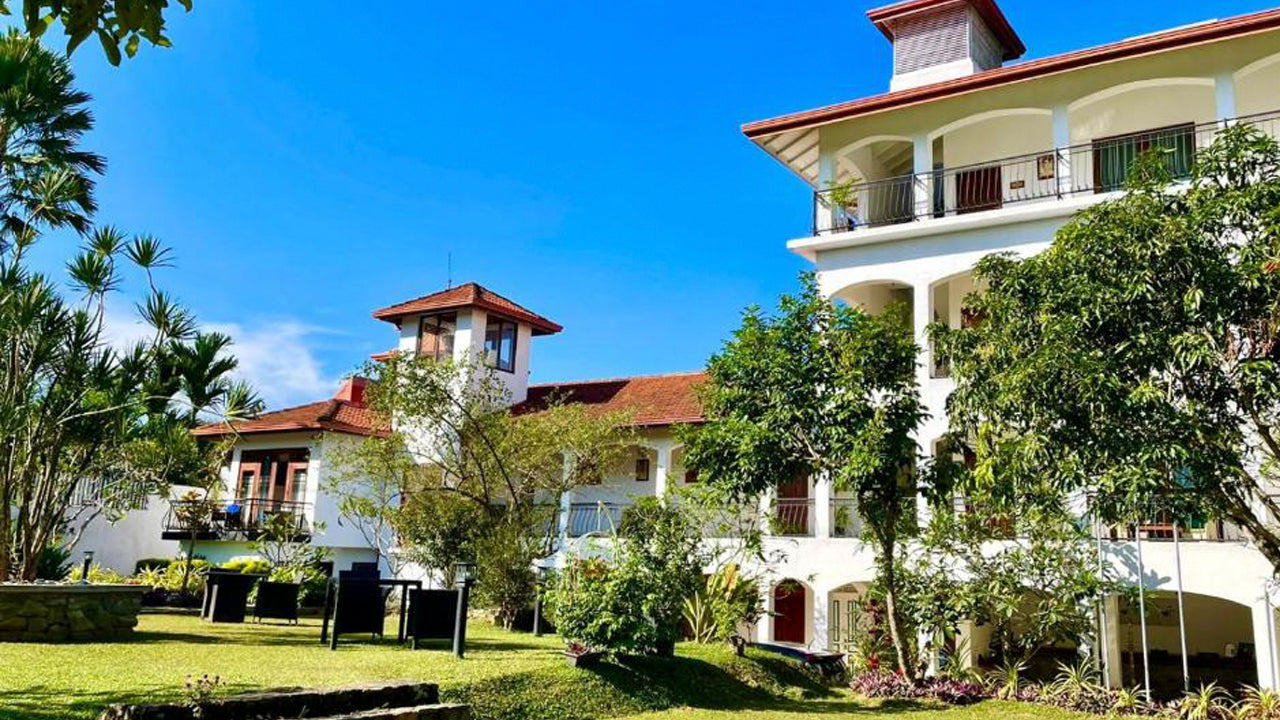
[220,556,270,575]
[547,498,707,656]
[899,509,1126,667]
[682,564,764,644]
[35,538,72,580]
[677,274,926,677]
[932,124,1280,571]
[0,0,193,65]
[134,557,171,573]
[1177,682,1233,720]
[65,562,129,584]
[0,33,260,581]
[331,352,634,625]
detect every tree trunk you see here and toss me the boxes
[878,536,916,682]
[180,536,195,592]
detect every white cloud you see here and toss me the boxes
[101,304,340,410]
[203,320,339,409]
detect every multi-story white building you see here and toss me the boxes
[151,0,1280,698]
[739,0,1280,694]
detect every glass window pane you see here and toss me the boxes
[500,322,516,372]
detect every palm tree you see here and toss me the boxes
[0,30,104,252]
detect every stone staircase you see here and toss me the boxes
[99,681,469,720]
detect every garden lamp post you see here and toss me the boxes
[453,560,476,658]
[80,550,94,584]
[533,563,548,637]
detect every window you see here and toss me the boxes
[484,317,517,373]
[635,456,650,482]
[417,313,457,361]
[1093,123,1195,193]
[684,467,699,484]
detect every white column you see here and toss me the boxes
[654,442,672,501]
[1053,104,1072,198]
[817,143,838,234]
[913,281,933,528]
[1102,594,1124,689]
[1215,71,1238,124]
[813,587,830,651]
[958,620,977,670]
[557,455,573,546]
[1253,595,1280,690]
[912,133,932,219]
[813,475,832,539]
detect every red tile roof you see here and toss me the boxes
[868,0,1024,61]
[372,282,563,336]
[510,372,707,428]
[193,380,388,438]
[742,6,1280,139]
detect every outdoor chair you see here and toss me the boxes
[253,581,300,624]
[405,588,458,649]
[322,569,389,649]
[202,570,261,623]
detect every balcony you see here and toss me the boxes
[566,502,625,538]
[161,498,311,541]
[772,498,814,537]
[811,111,1280,236]
[829,498,862,538]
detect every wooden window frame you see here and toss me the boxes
[416,312,457,362]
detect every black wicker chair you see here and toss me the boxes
[253,581,300,624]
[406,588,459,649]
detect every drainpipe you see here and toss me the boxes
[1135,524,1152,697]
[1173,521,1190,693]
[1094,515,1112,689]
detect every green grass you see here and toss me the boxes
[0,613,1087,720]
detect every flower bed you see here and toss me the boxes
[0,583,145,642]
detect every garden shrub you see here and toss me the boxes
[221,556,271,574]
[849,671,987,705]
[546,498,705,656]
[683,563,764,644]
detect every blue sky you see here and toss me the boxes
[22,0,1277,408]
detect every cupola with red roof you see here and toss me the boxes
[372,282,562,405]
[869,0,1025,91]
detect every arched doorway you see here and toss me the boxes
[773,580,808,645]
[1118,591,1258,697]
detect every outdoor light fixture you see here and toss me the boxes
[533,563,549,637]
[453,559,477,658]
[80,550,95,584]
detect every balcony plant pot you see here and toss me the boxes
[564,643,603,669]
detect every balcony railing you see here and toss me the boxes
[830,498,862,538]
[161,497,311,541]
[772,498,814,537]
[812,111,1280,236]
[566,502,625,538]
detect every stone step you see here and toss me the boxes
[100,681,448,720]
[311,704,470,720]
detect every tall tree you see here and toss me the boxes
[0,34,258,580]
[932,124,1280,572]
[330,352,635,626]
[2,1,192,65]
[679,275,927,678]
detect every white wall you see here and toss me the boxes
[72,494,181,574]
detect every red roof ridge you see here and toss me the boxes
[371,281,562,335]
[742,6,1280,139]
[529,370,707,389]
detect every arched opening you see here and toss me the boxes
[831,280,913,318]
[827,582,875,654]
[831,137,916,228]
[1118,591,1258,697]
[772,579,812,645]
[1068,79,1216,194]
[931,109,1055,217]
[928,269,986,378]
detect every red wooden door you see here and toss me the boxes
[956,166,1002,214]
[773,582,807,644]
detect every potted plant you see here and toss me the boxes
[564,641,603,668]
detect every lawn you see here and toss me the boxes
[0,612,1086,720]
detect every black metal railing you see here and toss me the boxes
[812,111,1280,236]
[772,498,814,537]
[162,497,311,540]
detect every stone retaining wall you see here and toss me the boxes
[0,584,145,642]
